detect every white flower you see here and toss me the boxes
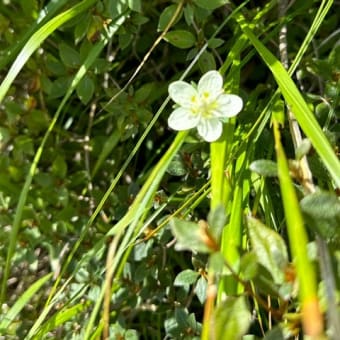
[168,70,243,142]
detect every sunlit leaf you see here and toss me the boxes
[174,269,199,286]
[194,0,229,10]
[214,296,251,339]
[250,159,278,177]
[170,218,212,253]
[247,216,288,284]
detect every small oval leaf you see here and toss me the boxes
[195,276,207,304]
[198,51,216,73]
[295,138,311,160]
[174,269,199,286]
[76,75,95,105]
[158,4,182,31]
[59,43,80,68]
[300,192,340,245]
[247,216,288,284]
[164,30,196,49]
[170,218,211,253]
[194,0,229,10]
[214,296,251,339]
[167,154,187,176]
[250,159,278,177]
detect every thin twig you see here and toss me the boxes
[99,0,185,115]
[84,102,96,215]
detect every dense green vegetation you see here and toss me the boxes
[0,0,339,339]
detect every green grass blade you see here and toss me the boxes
[273,119,323,337]
[83,131,189,339]
[0,273,52,331]
[0,0,97,104]
[26,277,74,339]
[236,12,340,188]
[0,0,69,70]
[0,12,127,305]
[35,303,88,338]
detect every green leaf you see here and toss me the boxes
[214,296,251,339]
[174,269,199,286]
[49,77,72,99]
[295,138,311,160]
[76,74,95,104]
[170,218,212,253]
[74,13,90,44]
[195,276,207,304]
[198,50,216,73]
[207,38,224,48]
[158,4,182,31]
[300,192,340,245]
[194,0,229,10]
[164,30,196,49]
[247,216,288,284]
[249,159,278,177]
[167,154,187,176]
[127,0,141,12]
[59,43,81,68]
[239,252,259,281]
[36,302,89,337]
[118,30,133,50]
[134,82,157,103]
[207,204,226,243]
[51,155,68,178]
[263,326,285,340]
[184,4,194,26]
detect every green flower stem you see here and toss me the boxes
[273,120,323,337]
[210,124,233,210]
[218,150,248,297]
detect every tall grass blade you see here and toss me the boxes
[0,12,127,304]
[0,0,97,104]
[236,12,340,188]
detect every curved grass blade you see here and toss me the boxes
[236,10,340,188]
[0,0,69,70]
[0,0,97,104]
[0,12,127,305]
[0,273,52,332]
[273,118,324,337]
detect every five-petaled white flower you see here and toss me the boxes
[168,70,243,142]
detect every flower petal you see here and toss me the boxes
[168,108,199,131]
[215,94,243,118]
[197,70,223,97]
[169,81,198,107]
[197,118,222,142]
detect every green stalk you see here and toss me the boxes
[273,120,323,337]
[218,150,248,297]
[210,124,233,210]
